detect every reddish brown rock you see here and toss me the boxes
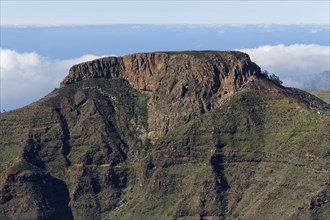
[61,51,261,141]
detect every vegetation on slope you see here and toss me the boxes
[0,78,150,220]
[107,80,330,220]
[0,51,329,220]
[307,90,330,104]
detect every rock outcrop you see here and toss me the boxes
[1,51,329,220]
[62,51,261,141]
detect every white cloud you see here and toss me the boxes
[0,49,109,111]
[309,25,330,33]
[259,24,271,28]
[1,45,329,111]
[131,25,142,29]
[217,29,226,34]
[238,44,330,77]
[1,50,43,79]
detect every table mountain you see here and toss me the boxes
[1,51,329,220]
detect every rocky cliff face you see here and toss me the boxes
[1,51,329,220]
[62,51,261,142]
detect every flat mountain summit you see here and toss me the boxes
[0,51,329,220]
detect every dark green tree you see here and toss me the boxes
[262,70,269,78]
[269,73,283,85]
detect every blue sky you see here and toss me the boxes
[1,1,329,25]
[0,1,329,111]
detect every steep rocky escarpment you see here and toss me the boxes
[0,51,329,220]
[61,51,262,142]
[1,79,142,219]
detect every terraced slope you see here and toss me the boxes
[0,51,329,220]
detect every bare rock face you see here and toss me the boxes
[61,51,261,141]
[1,51,329,220]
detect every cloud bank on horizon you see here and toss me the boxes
[0,49,109,111]
[239,44,330,75]
[1,44,329,111]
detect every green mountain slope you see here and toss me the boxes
[307,90,330,104]
[0,51,329,220]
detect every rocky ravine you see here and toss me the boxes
[0,51,329,220]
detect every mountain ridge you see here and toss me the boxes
[0,51,329,220]
[283,70,330,90]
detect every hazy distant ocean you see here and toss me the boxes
[1,24,329,59]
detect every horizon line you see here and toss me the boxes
[1,23,330,28]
